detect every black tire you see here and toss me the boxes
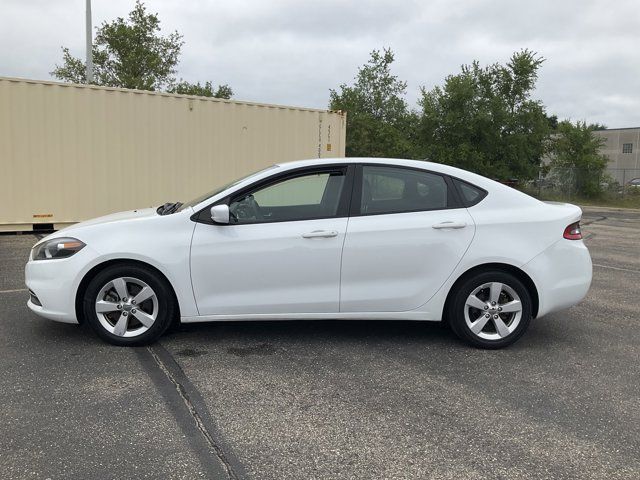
[83,264,176,346]
[447,270,532,349]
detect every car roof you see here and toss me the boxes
[275,157,496,188]
[277,157,445,171]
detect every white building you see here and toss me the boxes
[592,128,640,184]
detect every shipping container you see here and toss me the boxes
[0,77,346,231]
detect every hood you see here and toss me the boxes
[68,207,158,229]
[41,208,159,242]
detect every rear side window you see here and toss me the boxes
[452,178,487,207]
[360,166,449,215]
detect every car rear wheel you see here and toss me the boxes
[448,270,532,349]
[83,264,175,346]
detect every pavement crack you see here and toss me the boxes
[581,215,606,225]
[135,344,247,479]
[146,345,241,480]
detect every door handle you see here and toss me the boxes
[301,230,339,239]
[432,221,467,229]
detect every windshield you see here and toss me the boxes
[178,165,280,211]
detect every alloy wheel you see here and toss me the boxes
[463,282,523,340]
[94,277,158,338]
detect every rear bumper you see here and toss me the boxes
[523,238,592,318]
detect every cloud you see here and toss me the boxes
[1,0,638,127]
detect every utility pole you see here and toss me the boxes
[86,0,94,83]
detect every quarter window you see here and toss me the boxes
[452,178,487,207]
[359,166,449,215]
[623,143,633,154]
[230,170,346,224]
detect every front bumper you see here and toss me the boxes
[25,245,99,324]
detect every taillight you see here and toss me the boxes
[563,221,582,240]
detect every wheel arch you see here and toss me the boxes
[443,262,539,320]
[75,259,181,324]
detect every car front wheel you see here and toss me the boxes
[448,270,532,349]
[83,264,176,346]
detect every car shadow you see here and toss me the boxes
[30,313,568,353]
[163,316,568,355]
[165,318,459,349]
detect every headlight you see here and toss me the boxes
[31,237,86,261]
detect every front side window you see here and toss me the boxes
[623,143,633,154]
[360,166,448,215]
[229,170,346,224]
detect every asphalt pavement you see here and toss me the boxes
[1,206,639,479]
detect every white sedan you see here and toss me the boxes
[25,158,592,348]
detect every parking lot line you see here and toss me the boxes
[593,263,640,274]
[0,288,27,294]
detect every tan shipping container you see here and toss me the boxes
[0,77,346,231]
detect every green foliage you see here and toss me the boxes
[549,120,608,197]
[168,81,233,99]
[417,50,550,181]
[51,1,230,97]
[52,1,181,90]
[329,48,614,203]
[329,49,417,158]
[52,48,87,84]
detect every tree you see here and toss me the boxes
[167,80,233,99]
[51,1,229,97]
[418,50,550,181]
[549,120,608,197]
[329,49,417,158]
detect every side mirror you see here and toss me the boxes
[210,204,230,224]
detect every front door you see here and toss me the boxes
[190,166,352,316]
[340,164,475,312]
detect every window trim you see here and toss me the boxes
[192,164,355,225]
[349,164,464,217]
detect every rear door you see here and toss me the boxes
[340,164,475,312]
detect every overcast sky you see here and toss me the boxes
[2,0,639,128]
